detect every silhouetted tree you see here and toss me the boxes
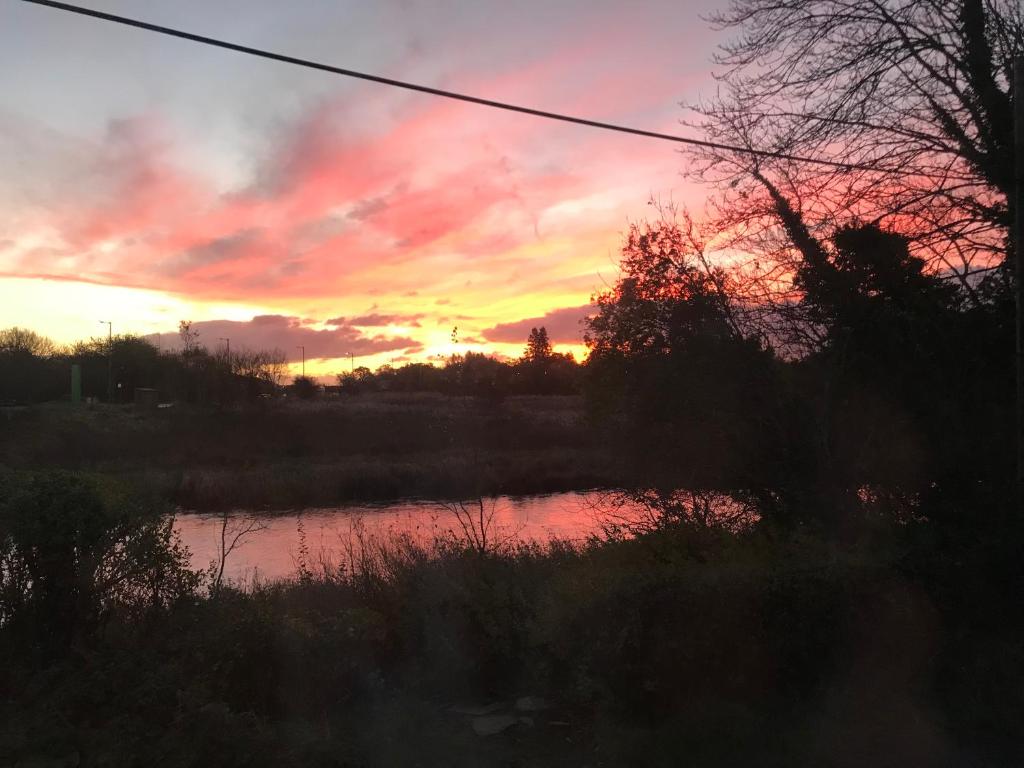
[390,362,446,392]
[780,219,1012,524]
[337,366,378,394]
[585,213,784,495]
[178,320,201,355]
[0,327,63,403]
[524,327,552,362]
[233,347,287,396]
[682,0,1023,343]
[291,375,318,400]
[0,327,56,357]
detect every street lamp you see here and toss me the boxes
[296,345,305,377]
[99,320,112,402]
[218,337,230,371]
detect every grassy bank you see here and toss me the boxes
[0,395,618,508]
[4,521,1021,766]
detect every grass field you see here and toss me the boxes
[0,395,618,508]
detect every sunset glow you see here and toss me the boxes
[0,0,721,376]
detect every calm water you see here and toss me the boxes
[175,491,626,584]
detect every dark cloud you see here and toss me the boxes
[326,312,423,327]
[290,214,348,247]
[351,313,422,327]
[348,195,389,221]
[164,228,264,275]
[151,314,418,359]
[481,304,593,344]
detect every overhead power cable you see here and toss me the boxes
[21,0,881,173]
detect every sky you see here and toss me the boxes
[1,0,724,377]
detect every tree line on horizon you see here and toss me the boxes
[329,326,580,397]
[0,324,287,406]
[0,322,583,404]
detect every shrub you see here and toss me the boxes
[0,470,200,652]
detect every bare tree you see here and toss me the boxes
[683,0,1024,338]
[597,489,761,538]
[178,320,201,356]
[233,347,287,389]
[209,512,268,594]
[440,497,517,554]
[0,327,56,357]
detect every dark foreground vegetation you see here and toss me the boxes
[1,471,1021,767]
[4,0,1024,765]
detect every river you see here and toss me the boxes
[175,490,632,584]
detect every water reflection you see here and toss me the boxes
[175,491,621,585]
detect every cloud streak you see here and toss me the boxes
[328,312,424,327]
[155,314,420,359]
[481,304,594,344]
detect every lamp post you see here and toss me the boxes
[99,320,112,402]
[297,345,305,377]
[219,337,230,371]
[348,351,354,373]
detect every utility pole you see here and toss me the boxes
[297,345,305,377]
[1015,58,1024,503]
[219,337,230,370]
[99,320,112,402]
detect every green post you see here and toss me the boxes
[71,364,82,404]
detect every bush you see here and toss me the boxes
[0,470,199,652]
[290,376,319,400]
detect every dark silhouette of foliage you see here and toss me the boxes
[0,327,56,357]
[331,348,581,398]
[585,214,784,495]
[683,0,1023,317]
[584,206,1013,534]
[524,326,552,362]
[290,375,319,400]
[0,327,283,406]
[0,471,198,653]
[0,328,64,404]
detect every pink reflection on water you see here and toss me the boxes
[174,492,617,585]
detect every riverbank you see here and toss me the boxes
[0,395,620,508]
[3,492,1020,767]
[3,470,1022,766]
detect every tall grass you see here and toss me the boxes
[0,396,619,508]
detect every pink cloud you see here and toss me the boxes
[328,312,424,327]
[481,304,594,344]
[151,314,420,359]
[6,24,691,314]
